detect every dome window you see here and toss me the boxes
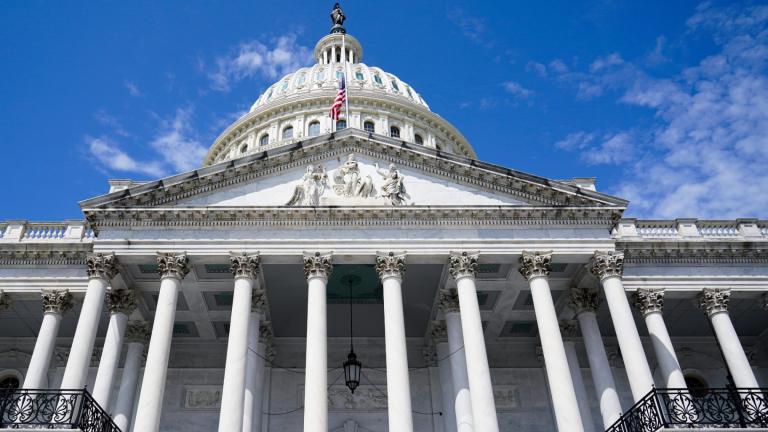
[308,121,320,137]
[259,134,269,146]
[415,134,424,145]
[406,87,413,98]
[336,69,344,80]
[240,143,248,154]
[315,69,326,82]
[364,121,375,133]
[282,126,294,140]
[355,70,364,81]
[373,74,383,85]
[390,126,400,138]
[296,73,306,86]
[390,79,400,92]
[266,89,273,100]
[336,120,347,130]
[281,80,289,91]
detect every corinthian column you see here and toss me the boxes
[133,253,190,432]
[61,253,118,390]
[113,320,150,432]
[302,252,332,432]
[376,252,413,432]
[559,320,596,432]
[218,253,260,432]
[24,290,73,388]
[93,288,136,408]
[448,252,499,432]
[520,251,584,432]
[569,287,622,428]
[698,288,759,388]
[633,289,687,389]
[243,290,268,432]
[590,251,654,402]
[438,289,474,432]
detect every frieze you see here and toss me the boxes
[493,385,521,410]
[184,386,222,410]
[620,247,768,264]
[0,250,89,266]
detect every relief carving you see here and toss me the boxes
[287,165,328,206]
[332,154,375,198]
[184,386,222,410]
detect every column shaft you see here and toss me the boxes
[382,275,414,432]
[528,277,584,432]
[92,311,128,407]
[303,275,328,432]
[563,340,596,432]
[24,312,63,388]
[711,312,759,388]
[60,276,109,389]
[601,276,654,400]
[455,276,499,432]
[133,275,182,432]
[576,311,622,428]
[113,341,144,432]
[436,342,457,432]
[243,327,266,432]
[218,276,255,432]
[644,311,687,388]
[445,311,474,432]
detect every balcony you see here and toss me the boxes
[607,388,768,431]
[0,388,119,431]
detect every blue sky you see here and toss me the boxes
[2,1,767,220]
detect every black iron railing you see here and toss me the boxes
[0,388,120,431]
[607,387,768,431]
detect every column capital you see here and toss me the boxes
[0,290,12,312]
[438,288,461,313]
[41,289,73,314]
[698,288,730,316]
[259,321,273,344]
[590,251,624,281]
[633,288,664,316]
[125,320,151,344]
[518,250,552,281]
[303,251,333,279]
[86,252,119,280]
[559,320,579,340]
[448,251,479,280]
[156,252,190,280]
[251,289,268,313]
[427,320,448,344]
[375,251,406,280]
[230,252,260,279]
[568,287,600,314]
[106,288,137,314]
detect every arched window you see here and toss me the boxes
[414,134,424,145]
[0,371,21,390]
[240,143,248,154]
[355,70,365,81]
[308,121,320,137]
[281,80,289,91]
[296,73,306,86]
[390,79,400,92]
[373,74,383,85]
[336,120,347,130]
[282,126,294,140]
[315,69,325,82]
[684,373,710,398]
[259,134,269,146]
[364,121,375,133]
[390,126,400,138]
[336,70,344,80]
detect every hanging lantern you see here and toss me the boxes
[343,349,362,393]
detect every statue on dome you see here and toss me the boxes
[330,3,346,34]
[286,164,328,206]
[332,153,375,198]
[376,162,409,205]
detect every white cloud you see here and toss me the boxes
[555,131,633,165]
[502,81,534,99]
[209,34,312,92]
[447,7,488,45]
[124,81,141,97]
[526,61,548,77]
[149,107,208,172]
[87,136,166,177]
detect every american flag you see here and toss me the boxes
[330,75,346,120]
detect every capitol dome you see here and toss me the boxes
[203,23,475,166]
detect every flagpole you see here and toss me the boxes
[343,33,350,128]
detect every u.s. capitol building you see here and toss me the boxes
[1,5,767,432]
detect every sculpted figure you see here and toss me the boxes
[286,165,328,206]
[331,3,346,27]
[332,153,375,198]
[375,162,408,205]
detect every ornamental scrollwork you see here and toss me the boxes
[559,320,578,340]
[230,252,261,279]
[303,252,333,279]
[85,252,119,280]
[438,289,460,313]
[633,289,664,316]
[251,289,267,313]
[156,252,190,280]
[427,320,448,343]
[259,321,273,344]
[568,287,600,314]
[518,251,552,281]
[448,251,479,280]
[590,251,624,281]
[41,289,73,314]
[125,320,151,344]
[698,288,730,316]
[105,289,137,315]
[375,252,406,279]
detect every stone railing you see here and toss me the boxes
[0,221,94,243]
[615,218,767,241]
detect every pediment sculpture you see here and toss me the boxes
[332,154,375,198]
[286,165,329,206]
[375,162,409,205]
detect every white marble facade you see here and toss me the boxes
[1,8,767,432]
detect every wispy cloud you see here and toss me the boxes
[124,80,141,97]
[149,107,208,172]
[208,34,312,92]
[555,131,634,165]
[554,3,768,218]
[502,81,534,99]
[447,7,489,46]
[87,136,166,177]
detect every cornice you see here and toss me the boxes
[621,246,768,264]
[0,250,90,266]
